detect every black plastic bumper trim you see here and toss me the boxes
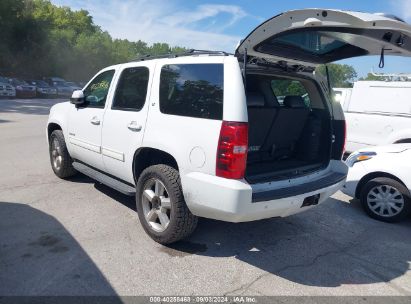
[252,172,346,203]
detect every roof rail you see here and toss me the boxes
[133,49,231,62]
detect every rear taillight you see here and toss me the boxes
[216,121,248,179]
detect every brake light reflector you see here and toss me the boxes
[216,121,248,179]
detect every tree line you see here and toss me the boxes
[3,0,396,86]
[0,0,186,81]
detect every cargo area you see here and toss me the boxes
[245,73,331,184]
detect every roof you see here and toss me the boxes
[132,49,232,63]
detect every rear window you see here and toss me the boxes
[256,28,370,64]
[257,27,411,64]
[275,31,349,55]
[159,64,224,120]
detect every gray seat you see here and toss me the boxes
[260,95,310,159]
[246,91,278,155]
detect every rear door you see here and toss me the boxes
[236,9,411,67]
[101,62,154,184]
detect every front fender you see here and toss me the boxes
[47,101,71,144]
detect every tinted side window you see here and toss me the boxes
[83,70,115,108]
[160,64,223,120]
[112,67,149,111]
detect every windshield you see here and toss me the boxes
[35,80,49,87]
[53,81,68,87]
[0,76,8,83]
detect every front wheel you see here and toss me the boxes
[136,165,198,244]
[49,130,77,179]
[360,177,411,223]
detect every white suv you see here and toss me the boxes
[47,9,411,244]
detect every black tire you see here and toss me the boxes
[49,130,77,179]
[136,164,198,244]
[360,177,411,223]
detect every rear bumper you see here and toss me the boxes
[182,161,348,223]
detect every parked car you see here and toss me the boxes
[46,9,411,244]
[25,80,58,98]
[343,144,411,222]
[65,81,82,91]
[0,76,16,98]
[8,78,36,98]
[44,77,74,97]
[334,81,411,153]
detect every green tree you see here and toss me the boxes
[359,73,382,81]
[0,0,188,81]
[316,64,358,88]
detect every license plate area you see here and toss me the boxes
[301,194,320,208]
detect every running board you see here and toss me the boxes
[73,162,136,196]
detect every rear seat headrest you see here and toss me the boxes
[283,96,306,108]
[246,92,265,107]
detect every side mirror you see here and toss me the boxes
[70,90,85,105]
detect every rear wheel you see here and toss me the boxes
[360,177,411,223]
[49,130,77,178]
[136,165,198,244]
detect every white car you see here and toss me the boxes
[343,144,411,222]
[0,76,16,98]
[334,81,411,153]
[47,9,411,244]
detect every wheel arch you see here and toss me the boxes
[132,147,179,184]
[47,122,62,140]
[387,129,411,145]
[355,171,408,198]
[394,138,411,144]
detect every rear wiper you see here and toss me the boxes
[379,47,392,69]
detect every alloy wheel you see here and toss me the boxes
[51,138,63,171]
[141,178,172,232]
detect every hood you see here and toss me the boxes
[358,144,411,154]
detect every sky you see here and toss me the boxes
[51,0,411,77]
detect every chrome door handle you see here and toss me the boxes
[90,116,100,125]
[127,121,142,132]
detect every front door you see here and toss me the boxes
[68,69,116,170]
[101,63,153,184]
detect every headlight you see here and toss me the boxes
[346,151,377,167]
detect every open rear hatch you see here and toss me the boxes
[236,9,411,68]
[236,9,411,184]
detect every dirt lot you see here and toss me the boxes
[1,98,410,297]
